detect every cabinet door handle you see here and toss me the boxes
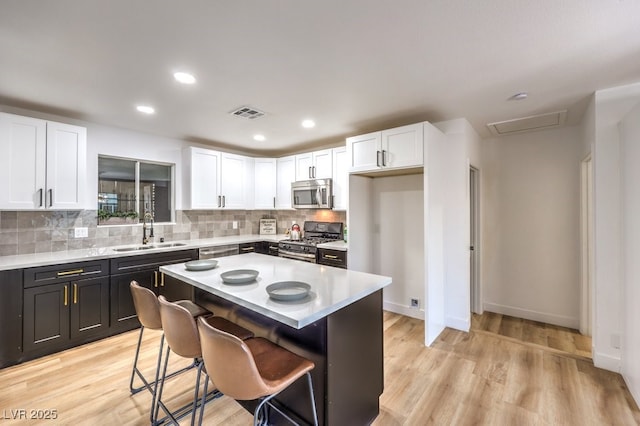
[64,285,68,306]
[313,166,317,178]
[222,195,226,208]
[376,150,381,167]
[38,188,43,207]
[308,166,312,178]
[154,271,158,288]
[73,283,78,304]
[382,150,387,167]
[160,272,165,287]
[217,195,221,208]
[57,269,84,277]
[48,189,53,207]
[273,197,276,208]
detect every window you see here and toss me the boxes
[98,156,174,225]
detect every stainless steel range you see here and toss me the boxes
[278,221,343,263]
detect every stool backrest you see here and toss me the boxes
[198,316,269,400]
[130,281,162,330]
[158,295,202,358]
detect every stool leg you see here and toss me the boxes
[190,361,204,426]
[152,344,172,425]
[197,374,209,426]
[128,326,146,394]
[306,372,319,426]
[149,333,165,424]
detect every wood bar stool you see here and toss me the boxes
[155,295,254,426]
[197,316,318,426]
[129,281,210,423]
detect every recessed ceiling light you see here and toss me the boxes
[174,72,196,84]
[509,92,528,101]
[253,134,266,141]
[136,105,155,114]
[301,119,316,128]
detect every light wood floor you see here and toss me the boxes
[1,312,638,425]
[471,311,593,360]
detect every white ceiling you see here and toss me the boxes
[1,0,640,155]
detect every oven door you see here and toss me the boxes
[278,248,317,263]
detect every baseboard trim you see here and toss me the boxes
[383,301,424,320]
[446,315,470,332]
[483,302,579,329]
[593,351,621,373]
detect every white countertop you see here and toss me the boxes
[317,240,348,251]
[160,253,390,329]
[0,234,287,271]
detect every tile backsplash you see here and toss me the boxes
[0,209,346,256]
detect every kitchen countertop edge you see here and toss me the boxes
[0,234,288,271]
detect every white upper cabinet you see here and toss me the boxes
[0,112,86,210]
[183,147,253,209]
[254,158,277,209]
[332,146,348,210]
[220,152,252,209]
[347,123,424,173]
[295,148,333,180]
[276,155,295,209]
[183,147,221,209]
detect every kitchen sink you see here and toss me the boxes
[111,242,187,252]
[154,242,187,248]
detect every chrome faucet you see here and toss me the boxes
[142,211,154,245]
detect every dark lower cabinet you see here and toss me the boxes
[0,269,23,368]
[110,249,198,333]
[23,260,110,358]
[318,248,348,269]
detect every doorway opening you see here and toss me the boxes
[470,166,481,314]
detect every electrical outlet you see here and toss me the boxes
[74,227,88,238]
[410,298,419,308]
[232,221,238,229]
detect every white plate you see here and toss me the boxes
[185,259,218,271]
[266,281,311,301]
[220,269,259,284]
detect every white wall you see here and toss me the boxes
[481,125,583,328]
[591,83,640,372]
[432,119,482,332]
[620,100,640,406]
[371,174,424,318]
[346,175,373,273]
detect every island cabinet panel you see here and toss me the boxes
[109,249,198,333]
[0,269,24,368]
[22,260,110,357]
[194,288,384,425]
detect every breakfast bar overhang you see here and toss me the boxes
[160,253,392,425]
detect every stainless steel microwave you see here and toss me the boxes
[291,178,333,209]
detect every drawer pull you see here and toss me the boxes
[241,247,255,251]
[57,269,84,277]
[324,254,338,259]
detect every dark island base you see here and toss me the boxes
[194,288,384,425]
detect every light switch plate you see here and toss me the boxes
[74,227,88,238]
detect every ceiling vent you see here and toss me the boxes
[487,110,567,136]
[229,106,265,120]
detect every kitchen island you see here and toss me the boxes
[160,253,392,425]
